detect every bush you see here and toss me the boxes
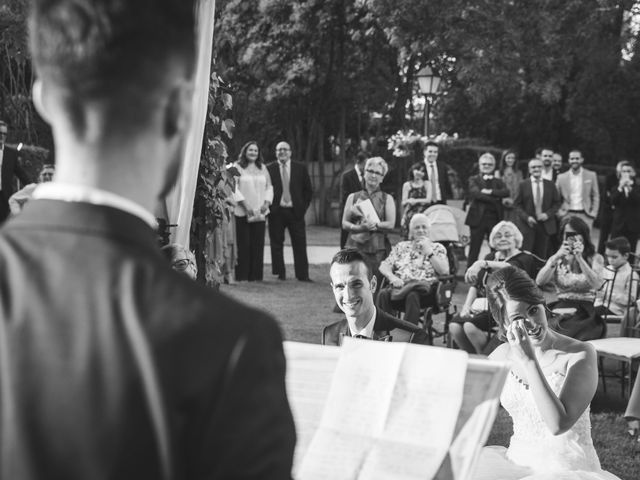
[9,143,51,183]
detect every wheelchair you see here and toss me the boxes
[376,274,457,345]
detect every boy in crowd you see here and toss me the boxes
[595,237,639,319]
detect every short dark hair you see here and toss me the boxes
[0,120,7,129]
[424,140,439,150]
[605,237,631,256]
[29,0,196,133]
[237,141,264,169]
[330,248,374,280]
[355,151,368,165]
[486,266,546,341]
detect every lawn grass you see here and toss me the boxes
[222,262,638,480]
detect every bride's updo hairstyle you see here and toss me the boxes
[486,266,546,340]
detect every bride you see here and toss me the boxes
[472,265,619,480]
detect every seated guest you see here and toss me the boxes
[323,248,429,345]
[472,266,620,480]
[536,216,605,340]
[342,156,396,274]
[450,221,543,354]
[377,213,449,325]
[162,243,197,280]
[595,237,638,321]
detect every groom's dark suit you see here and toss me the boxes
[0,199,295,479]
[0,145,30,221]
[322,309,429,345]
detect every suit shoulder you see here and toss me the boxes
[323,318,347,345]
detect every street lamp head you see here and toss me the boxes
[417,66,441,96]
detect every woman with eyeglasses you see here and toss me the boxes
[536,216,605,340]
[450,221,543,354]
[162,243,198,281]
[232,141,273,282]
[342,156,396,273]
[400,161,432,239]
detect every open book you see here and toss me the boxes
[284,340,509,480]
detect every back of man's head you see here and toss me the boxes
[29,0,196,135]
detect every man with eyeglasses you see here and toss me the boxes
[465,153,509,265]
[162,243,198,280]
[267,141,314,281]
[513,158,561,259]
[0,120,31,222]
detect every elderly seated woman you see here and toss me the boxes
[450,220,543,354]
[162,243,198,281]
[377,213,450,325]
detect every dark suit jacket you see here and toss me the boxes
[1,146,30,200]
[0,200,295,479]
[322,309,429,346]
[424,161,452,203]
[464,175,509,227]
[610,184,640,233]
[268,160,313,219]
[513,178,561,234]
[340,168,362,208]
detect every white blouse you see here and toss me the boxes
[232,163,274,217]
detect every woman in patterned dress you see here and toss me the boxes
[400,162,432,239]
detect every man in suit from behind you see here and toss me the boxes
[513,159,561,259]
[323,248,429,345]
[555,149,600,229]
[339,151,366,248]
[0,120,31,222]
[0,1,296,478]
[464,153,510,266]
[422,140,452,206]
[267,141,313,281]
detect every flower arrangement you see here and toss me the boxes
[387,130,459,157]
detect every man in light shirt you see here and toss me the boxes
[0,1,295,478]
[555,149,600,228]
[322,249,429,345]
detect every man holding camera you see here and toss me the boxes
[609,161,640,253]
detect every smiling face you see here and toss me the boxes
[493,225,517,252]
[528,159,543,179]
[409,216,430,240]
[541,149,553,167]
[479,155,496,175]
[245,143,259,163]
[504,299,548,343]
[276,142,291,162]
[424,145,439,163]
[330,261,376,323]
[568,151,583,172]
[364,165,384,189]
[504,153,516,167]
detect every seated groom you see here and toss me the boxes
[323,248,429,345]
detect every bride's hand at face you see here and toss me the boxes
[506,319,536,364]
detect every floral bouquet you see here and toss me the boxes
[387,129,422,157]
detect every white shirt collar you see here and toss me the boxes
[349,308,377,338]
[530,176,542,183]
[33,182,157,228]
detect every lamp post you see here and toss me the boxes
[416,66,442,138]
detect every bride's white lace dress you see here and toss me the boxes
[472,371,620,480]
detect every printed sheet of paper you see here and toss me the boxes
[355,199,381,224]
[298,339,468,480]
